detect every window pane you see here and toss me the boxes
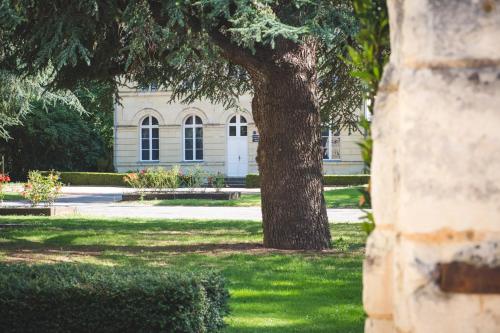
[196,138,203,149]
[195,127,203,138]
[185,138,193,149]
[142,150,150,161]
[152,139,159,149]
[142,117,150,126]
[185,149,193,160]
[152,128,159,139]
[240,126,247,136]
[152,150,159,161]
[240,116,247,123]
[321,128,330,137]
[230,116,236,123]
[321,137,329,159]
[196,149,203,160]
[185,127,193,139]
[229,126,236,136]
[151,117,158,125]
[195,116,203,124]
[141,128,149,139]
[185,116,193,125]
[142,139,150,149]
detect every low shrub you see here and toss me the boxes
[183,165,206,191]
[245,174,370,188]
[323,174,370,186]
[123,171,147,191]
[0,263,229,333]
[42,172,129,186]
[245,174,260,188]
[123,166,182,192]
[22,170,62,206]
[212,172,225,192]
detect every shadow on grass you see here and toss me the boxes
[0,216,366,333]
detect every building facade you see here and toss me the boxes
[114,86,364,175]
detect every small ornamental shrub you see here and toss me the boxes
[143,167,168,192]
[212,172,225,192]
[123,171,147,192]
[0,173,11,203]
[165,165,181,191]
[183,165,206,192]
[22,170,62,206]
[0,263,229,333]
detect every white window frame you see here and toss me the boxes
[183,115,204,161]
[228,115,248,137]
[322,129,341,161]
[140,116,159,162]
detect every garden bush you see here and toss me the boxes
[245,174,370,188]
[123,166,182,192]
[0,263,229,333]
[22,170,62,206]
[42,171,128,186]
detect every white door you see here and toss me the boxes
[227,115,249,177]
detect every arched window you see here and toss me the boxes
[228,115,247,137]
[140,116,159,161]
[321,128,341,160]
[183,115,203,161]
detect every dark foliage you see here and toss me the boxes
[0,82,114,180]
[0,263,229,333]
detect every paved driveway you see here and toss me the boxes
[4,186,367,223]
[74,204,365,223]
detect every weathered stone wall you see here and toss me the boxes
[364,1,500,332]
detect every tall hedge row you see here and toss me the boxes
[0,264,229,333]
[245,174,370,188]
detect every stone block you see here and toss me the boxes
[396,67,500,233]
[364,229,395,316]
[372,65,400,228]
[365,318,394,333]
[392,238,500,333]
[400,0,500,66]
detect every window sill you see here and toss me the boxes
[323,159,342,163]
[138,160,160,163]
[182,160,204,163]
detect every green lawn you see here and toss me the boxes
[1,192,24,201]
[0,216,366,332]
[129,186,365,209]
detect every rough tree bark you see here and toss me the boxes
[251,41,331,250]
[210,32,331,250]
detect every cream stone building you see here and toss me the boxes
[114,85,364,176]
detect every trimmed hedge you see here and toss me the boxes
[0,263,229,333]
[42,171,128,186]
[323,174,370,186]
[245,174,370,188]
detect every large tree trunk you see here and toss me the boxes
[250,41,331,250]
[210,29,331,249]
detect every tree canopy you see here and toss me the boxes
[1,0,361,132]
[0,0,366,249]
[0,81,115,179]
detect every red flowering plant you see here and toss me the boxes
[123,171,146,192]
[0,173,11,203]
